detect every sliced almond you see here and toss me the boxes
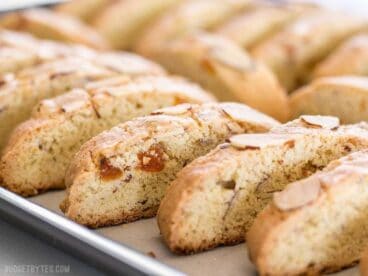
[229,133,296,150]
[274,177,321,211]
[151,103,192,116]
[41,89,90,113]
[221,103,279,126]
[300,115,339,130]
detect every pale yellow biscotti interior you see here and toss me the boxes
[158,119,368,253]
[248,151,368,275]
[0,76,214,196]
[62,103,279,227]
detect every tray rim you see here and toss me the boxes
[0,187,185,276]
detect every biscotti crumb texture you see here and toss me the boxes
[157,115,368,253]
[290,76,368,123]
[0,76,215,196]
[247,150,368,275]
[61,102,279,227]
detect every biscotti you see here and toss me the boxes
[251,10,367,91]
[61,102,279,227]
[247,150,368,275]
[155,32,289,121]
[0,9,109,50]
[215,2,312,49]
[135,0,252,58]
[0,76,215,197]
[313,34,368,78]
[54,0,111,22]
[0,54,164,151]
[157,115,368,253]
[92,0,180,49]
[290,76,368,123]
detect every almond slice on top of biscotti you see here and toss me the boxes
[60,102,280,228]
[247,150,368,275]
[157,115,368,254]
[155,32,289,121]
[290,76,368,124]
[0,76,214,197]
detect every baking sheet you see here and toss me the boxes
[3,0,366,275]
[29,191,358,276]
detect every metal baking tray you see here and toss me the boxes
[0,1,365,275]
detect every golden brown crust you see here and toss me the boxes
[62,102,279,227]
[156,32,289,121]
[313,34,368,78]
[157,116,368,254]
[54,0,111,22]
[251,10,368,91]
[247,150,368,275]
[135,0,252,57]
[92,0,181,49]
[0,76,215,196]
[215,2,314,49]
[0,9,110,50]
[290,76,368,123]
[361,247,368,276]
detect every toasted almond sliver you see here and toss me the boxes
[151,103,192,116]
[274,177,321,211]
[221,102,279,126]
[300,115,339,130]
[229,133,296,150]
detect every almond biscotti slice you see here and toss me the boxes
[54,0,111,22]
[92,0,181,49]
[251,10,368,91]
[0,55,164,151]
[135,0,252,58]
[290,76,368,123]
[156,32,289,121]
[313,34,368,78]
[0,9,109,50]
[61,102,279,227]
[247,150,368,275]
[0,76,215,197]
[215,2,313,49]
[157,115,368,253]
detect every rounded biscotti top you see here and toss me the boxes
[0,8,110,50]
[135,0,252,56]
[289,76,368,123]
[246,149,368,275]
[313,34,368,78]
[272,150,368,212]
[215,1,314,49]
[92,52,166,76]
[160,31,289,121]
[65,102,279,187]
[92,0,181,49]
[31,75,216,119]
[54,0,111,22]
[251,10,368,90]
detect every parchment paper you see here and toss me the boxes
[29,191,358,276]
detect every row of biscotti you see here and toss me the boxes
[5,1,368,93]
[57,111,368,275]
[0,30,172,152]
[0,29,291,122]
